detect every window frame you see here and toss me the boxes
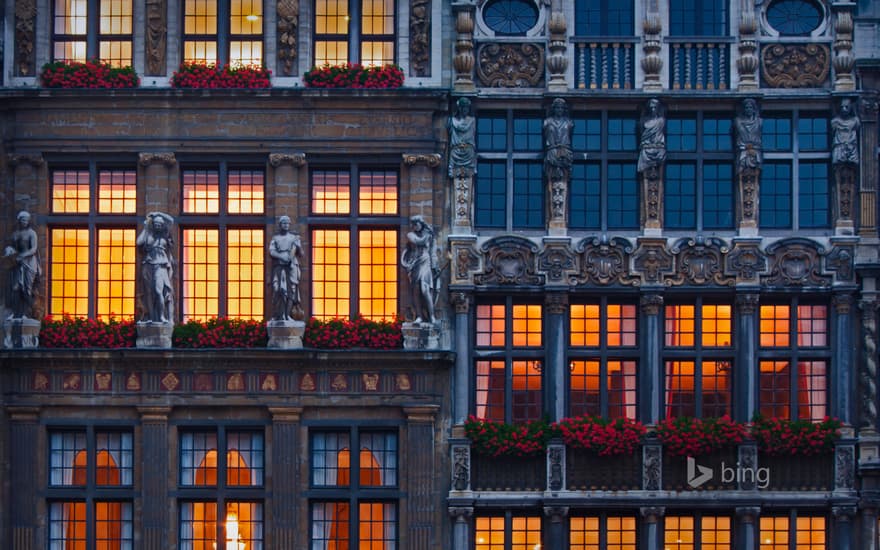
[474,511,543,550]
[51,0,134,66]
[758,511,827,549]
[669,0,729,37]
[662,513,733,549]
[313,0,397,67]
[181,0,265,66]
[568,511,639,549]
[574,0,635,37]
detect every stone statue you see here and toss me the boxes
[543,97,574,182]
[268,215,304,321]
[735,98,763,174]
[136,212,175,323]
[401,215,438,324]
[832,97,860,165]
[4,211,41,318]
[448,97,476,178]
[638,98,666,174]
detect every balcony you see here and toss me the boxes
[667,38,734,90]
[571,38,639,90]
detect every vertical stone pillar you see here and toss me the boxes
[737,169,760,236]
[449,507,473,550]
[642,441,661,491]
[640,507,664,550]
[861,507,879,550]
[138,406,171,550]
[734,507,760,550]
[402,154,442,225]
[832,2,856,92]
[269,153,307,219]
[269,407,302,548]
[543,506,568,549]
[859,95,878,237]
[144,0,168,75]
[409,0,431,77]
[639,294,663,424]
[6,155,45,318]
[834,162,857,235]
[14,0,38,76]
[735,1,759,91]
[138,153,177,215]
[832,506,856,550]
[404,406,440,549]
[735,293,759,422]
[276,0,300,76]
[859,294,878,435]
[544,293,567,421]
[452,2,476,92]
[547,440,564,491]
[451,291,472,425]
[450,442,470,492]
[738,442,757,491]
[546,0,568,92]
[7,154,44,216]
[833,294,855,424]
[640,6,663,92]
[9,407,39,550]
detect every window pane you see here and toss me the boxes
[362,0,394,34]
[475,516,505,550]
[608,304,638,346]
[570,304,600,347]
[798,116,828,151]
[99,40,133,67]
[230,40,263,66]
[98,170,136,213]
[54,41,88,63]
[312,170,352,214]
[180,432,218,486]
[665,305,695,347]
[702,360,731,417]
[179,501,217,548]
[50,431,87,486]
[702,163,733,229]
[96,431,134,485]
[477,114,507,151]
[702,117,732,151]
[607,162,638,229]
[512,304,542,347]
[798,161,829,228]
[311,502,350,548]
[230,0,262,35]
[183,40,218,64]
[760,305,790,347]
[510,516,542,550]
[182,228,220,321]
[475,360,506,421]
[665,361,696,417]
[575,0,634,36]
[797,305,828,347]
[760,516,789,549]
[312,432,351,486]
[512,161,544,228]
[50,228,90,316]
[476,304,506,347]
[794,516,826,549]
[311,229,351,320]
[608,360,638,419]
[359,171,398,215]
[360,41,394,66]
[475,161,507,228]
[228,170,265,214]
[227,228,264,320]
[607,116,637,151]
[511,360,542,422]
[183,170,220,214]
[227,431,265,486]
[664,516,695,550]
[184,0,217,34]
[359,503,396,548]
[759,361,791,419]
[513,117,542,151]
[360,432,398,486]
[358,229,397,321]
[759,162,792,228]
[573,116,601,151]
[667,118,697,151]
[665,162,696,229]
[702,304,732,347]
[96,228,136,320]
[763,115,792,151]
[570,360,601,417]
[95,501,133,548]
[55,0,88,34]
[49,502,87,549]
[225,502,263,549]
[315,41,348,66]
[798,361,827,421]
[701,516,731,550]
[52,170,90,214]
[100,0,133,33]
[570,162,601,229]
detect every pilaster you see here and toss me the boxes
[269,406,303,548]
[138,406,171,550]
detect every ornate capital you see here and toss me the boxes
[833,293,854,314]
[736,293,760,314]
[449,507,474,520]
[268,406,303,423]
[138,152,177,167]
[832,506,857,521]
[640,294,664,315]
[7,153,45,167]
[402,153,442,168]
[137,406,172,423]
[640,507,665,522]
[269,153,306,167]
[544,293,568,315]
[403,405,439,423]
[543,506,569,521]
[450,291,471,314]
[735,507,761,523]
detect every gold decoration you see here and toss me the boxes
[161,372,180,391]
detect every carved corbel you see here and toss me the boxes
[269,153,306,167]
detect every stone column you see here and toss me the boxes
[269,407,302,548]
[832,2,856,92]
[834,162,857,235]
[144,0,168,75]
[138,406,171,550]
[833,294,855,424]
[269,153,307,219]
[640,507,664,550]
[735,0,759,91]
[735,293,759,422]
[832,506,857,550]
[545,293,567,420]
[403,154,442,225]
[9,407,39,550]
[13,1,38,76]
[737,168,760,236]
[546,0,568,92]
[449,507,473,550]
[138,153,177,215]
[639,294,663,424]
[734,507,760,550]
[861,507,878,550]
[640,9,663,92]
[859,95,878,237]
[451,291,472,425]
[452,2,476,92]
[859,294,878,435]
[543,506,568,549]
[276,1,300,76]
[405,406,440,548]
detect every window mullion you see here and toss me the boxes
[350,0,362,64]
[87,0,100,59]
[218,0,230,65]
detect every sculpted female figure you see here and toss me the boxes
[401,216,438,324]
[269,215,304,321]
[638,98,666,175]
[735,98,763,174]
[136,212,175,323]
[448,97,476,178]
[4,211,41,318]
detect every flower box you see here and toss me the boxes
[567,448,641,490]
[759,452,833,491]
[171,63,272,89]
[303,316,402,349]
[40,61,140,89]
[303,63,404,89]
[471,453,545,491]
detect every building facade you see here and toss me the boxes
[2,0,880,548]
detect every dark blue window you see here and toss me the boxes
[798,161,829,228]
[702,163,734,229]
[570,163,601,230]
[797,115,829,151]
[607,116,638,151]
[477,115,507,152]
[767,0,823,35]
[702,117,732,151]
[665,163,697,229]
[575,0,634,36]
[607,162,639,229]
[670,0,728,36]
[513,161,544,228]
[763,116,792,151]
[483,0,540,35]
[668,118,698,152]
[760,162,792,228]
[513,117,543,151]
[475,161,507,228]
[573,116,602,151]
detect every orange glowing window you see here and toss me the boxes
[312,229,352,320]
[52,170,90,213]
[664,516,695,550]
[315,0,351,66]
[571,304,601,347]
[98,0,133,67]
[760,305,790,347]
[230,0,263,66]
[96,228,136,320]
[476,304,506,347]
[665,305,696,346]
[315,0,395,66]
[796,305,828,347]
[701,516,732,549]
[227,228,264,319]
[358,229,398,321]
[475,516,505,550]
[53,0,88,62]
[184,0,218,63]
[182,228,220,321]
[512,304,542,347]
[312,170,352,214]
[97,170,136,213]
[475,360,506,421]
[794,516,826,549]
[227,170,265,214]
[760,517,789,549]
[359,171,399,215]
[511,516,542,550]
[50,228,90,316]
[570,360,637,419]
[665,361,731,418]
[701,305,732,346]
[182,170,220,214]
[571,303,637,347]
[571,516,639,550]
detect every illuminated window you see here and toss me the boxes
[179,428,264,549]
[314,0,395,66]
[310,167,399,321]
[569,301,638,418]
[570,113,640,230]
[475,301,543,422]
[180,166,265,320]
[759,300,829,421]
[183,0,263,66]
[310,429,398,548]
[760,514,826,549]
[52,0,133,66]
[664,301,733,418]
[48,429,134,549]
[664,515,731,550]
[475,513,542,550]
[49,165,138,319]
[476,111,545,230]
[570,514,637,550]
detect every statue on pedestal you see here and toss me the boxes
[735,98,763,175]
[137,212,175,323]
[401,215,438,324]
[448,97,476,178]
[4,210,41,319]
[269,215,304,321]
[832,97,860,166]
[638,97,666,175]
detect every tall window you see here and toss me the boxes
[664,515,731,550]
[48,428,134,549]
[310,429,398,549]
[669,0,727,36]
[759,514,826,549]
[49,165,138,319]
[180,165,265,321]
[475,513,542,550]
[310,166,398,321]
[183,0,264,65]
[570,514,637,550]
[574,0,633,35]
[760,111,831,230]
[665,113,734,230]
[758,300,829,421]
[178,428,265,549]
[569,300,638,418]
[570,113,639,231]
[474,300,543,422]
[53,0,133,66]
[475,111,545,230]
[664,301,733,418]
[314,0,395,66]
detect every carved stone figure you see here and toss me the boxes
[269,215,304,321]
[401,215,438,324]
[638,98,666,174]
[543,98,574,183]
[448,97,476,178]
[277,0,300,76]
[735,98,763,174]
[136,212,175,323]
[832,98,860,165]
[4,211,41,318]
[145,0,167,75]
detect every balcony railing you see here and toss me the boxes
[572,37,639,90]
[667,38,734,90]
